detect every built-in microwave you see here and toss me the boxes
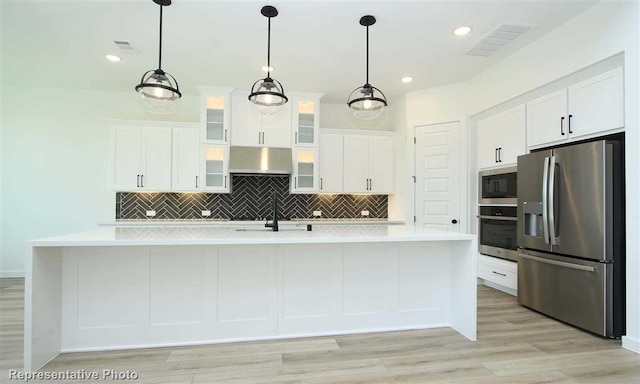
[478,166,517,205]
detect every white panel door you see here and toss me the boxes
[172,128,200,191]
[476,114,502,169]
[368,136,394,193]
[140,127,172,191]
[526,88,568,148]
[319,134,343,193]
[111,126,141,191]
[343,135,369,193]
[415,122,460,231]
[500,104,526,165]
[568,66,624,139]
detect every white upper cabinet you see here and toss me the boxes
[231,90,292,147]
[111,125,172,192]
[319,134,343,193]
[172,128,200,192]
[527,67,624,149]
[199,86,232,144]
[291,94,322,147]
[291,148,319,194]
[200,144,229,193]
[343,134,394,194]
[477,104,526,169]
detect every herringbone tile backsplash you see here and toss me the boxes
[117,175,388,220]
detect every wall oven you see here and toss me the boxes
[479,166,517,204]
[478,206,518,262]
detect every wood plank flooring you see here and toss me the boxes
[1,278,638,383]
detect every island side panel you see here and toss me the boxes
[448,239,477,341]
[25,246,63,371]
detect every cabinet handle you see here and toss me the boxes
[560,116,565,135]
[495,148,498,163]
[224,129,227,142]
[295,177,297,189]
[492,271,507,277]
[295,132,298,144]
[320,177,323,190]
[140,174,144,188]
[195,176,198,189]
[137,174,140,188]
[224,175,227,188]
[568,114,573,134]
[369,179,372,191]
[498,148,502,162]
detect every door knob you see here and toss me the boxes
[451,219,458,224]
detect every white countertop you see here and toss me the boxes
[99,219,404,226]
[29,224,474,247]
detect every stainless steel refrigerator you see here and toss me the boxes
[517,138,625,338]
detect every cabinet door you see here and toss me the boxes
[262,102,292,147]
[343,135,370,193]
[568,66,624,140]
[140,127,172,191]
[201,144,229,192]
[500,105,526,165]
[526,89,568,148]
[111,126,142,191]
[231,93,262,146]
[202,93,230,143]
[476,114,502,169]
[319,134,343,193]
[291,148,319,193]
[368,136,394,193]
[172,128,200,191]
[292,100,319,147]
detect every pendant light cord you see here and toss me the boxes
[365,25,369,85]
[267,16,271,77]
[158,4,163,70]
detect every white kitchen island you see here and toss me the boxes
[24,225,477,371]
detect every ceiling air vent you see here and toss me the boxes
[464,22,536,57]
[113,40,139,54]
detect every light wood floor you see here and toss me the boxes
[1,278,638,383]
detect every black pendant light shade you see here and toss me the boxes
[135,0,181,112]
[249,5,288,115]
[347,15,387,120]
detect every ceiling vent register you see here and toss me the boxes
[464,22,536,57]
[113,40,139,54]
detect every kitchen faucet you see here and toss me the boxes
[264,194,279,232]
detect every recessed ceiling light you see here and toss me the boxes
[262,65,274,73]
[105,54,121,62]
[401,76,413,83]
[454,26,472,36]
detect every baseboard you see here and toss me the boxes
[622,335,640,354]
[0,270,24,278]
[482,279,517,297]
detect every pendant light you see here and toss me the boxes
[347,15,387,120]
[248,5,288,115]
[135,0,181,112]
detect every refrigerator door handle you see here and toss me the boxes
[542,156,550,244]
[548,155,559,245]
[519,253,595,272]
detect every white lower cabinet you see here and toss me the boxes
[478,254,517,294]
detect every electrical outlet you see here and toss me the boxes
[146,210,156,217]
[201,210,211,217]
[361,210,370,216]
[313,211,322,217]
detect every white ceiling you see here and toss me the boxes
[1,0,599,104]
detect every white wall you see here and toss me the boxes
[387,95,408,221]
[0,86,199,276]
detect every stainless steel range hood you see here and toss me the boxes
[228,146,292,175]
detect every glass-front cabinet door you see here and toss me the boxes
[291,148,319,193]
[201,144,229,192]
[199,86,232,144]
[291,93,322,147]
